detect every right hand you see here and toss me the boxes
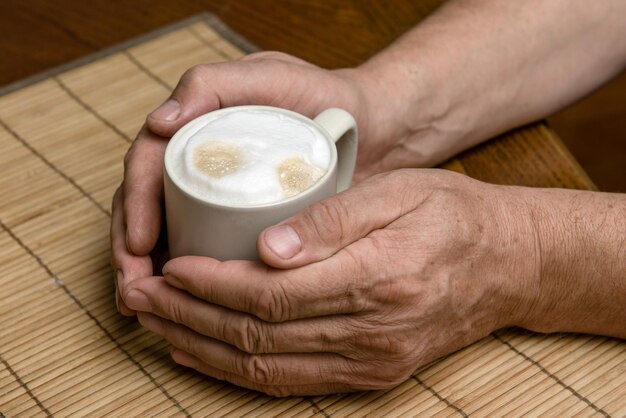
[112,52,387,316]
[122,168,539,396]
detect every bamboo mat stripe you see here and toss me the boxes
[0,119,110,216]
[0,353,50,415]
[123,52,172,91]
[0,13,623,417]
[492,334,608,416]
[0,220,189,416]
[54,78,133,143]
[412,376,468,417]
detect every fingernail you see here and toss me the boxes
[150,99,180,121]
[264,225,301,259]
[125,289,152,312]
[138,313,163,334]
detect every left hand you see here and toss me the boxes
[123,169,537,396]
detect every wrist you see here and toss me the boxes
[475,183,543,330]
[499,187,626,337]
[353,58,430,143]
[351,39,489,170]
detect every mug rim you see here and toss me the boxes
[163,105,339,211]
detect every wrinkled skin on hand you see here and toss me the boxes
[123,169,537,396]
[111,52,394,315]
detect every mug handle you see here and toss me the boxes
[313,108,358,192]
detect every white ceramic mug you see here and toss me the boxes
[164,105,358,260]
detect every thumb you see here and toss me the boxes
[257,172,417,269]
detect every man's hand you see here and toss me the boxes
[122,169,539,396]
[111,52,384,315]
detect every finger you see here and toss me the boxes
[110,186,153,313]
[137,313,363,387]
[170,349,353,397]
[111,186,136,316]
[163,257,348,322]
[146,55,325,138]
[162,249,385,322]
[123,126,168,255]
[257,170,425,269]
[126,276,360,354]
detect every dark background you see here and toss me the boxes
[1,0,624,191]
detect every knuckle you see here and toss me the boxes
[181,64,210,85]
[336,249,370,309]
[231,316,264,354]
[334,271,366,313]
[240,354,277,385]
[253,288,275,322]
[253,281,291,322]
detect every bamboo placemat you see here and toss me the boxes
[0,13,624,418]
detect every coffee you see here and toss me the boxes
[172,109,330,205]
[192,141,242,178]
[277,156,325,197]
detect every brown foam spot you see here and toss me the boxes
[277,156,325,197]
[193,141,242,178]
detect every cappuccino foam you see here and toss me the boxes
[173,110,330,205]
